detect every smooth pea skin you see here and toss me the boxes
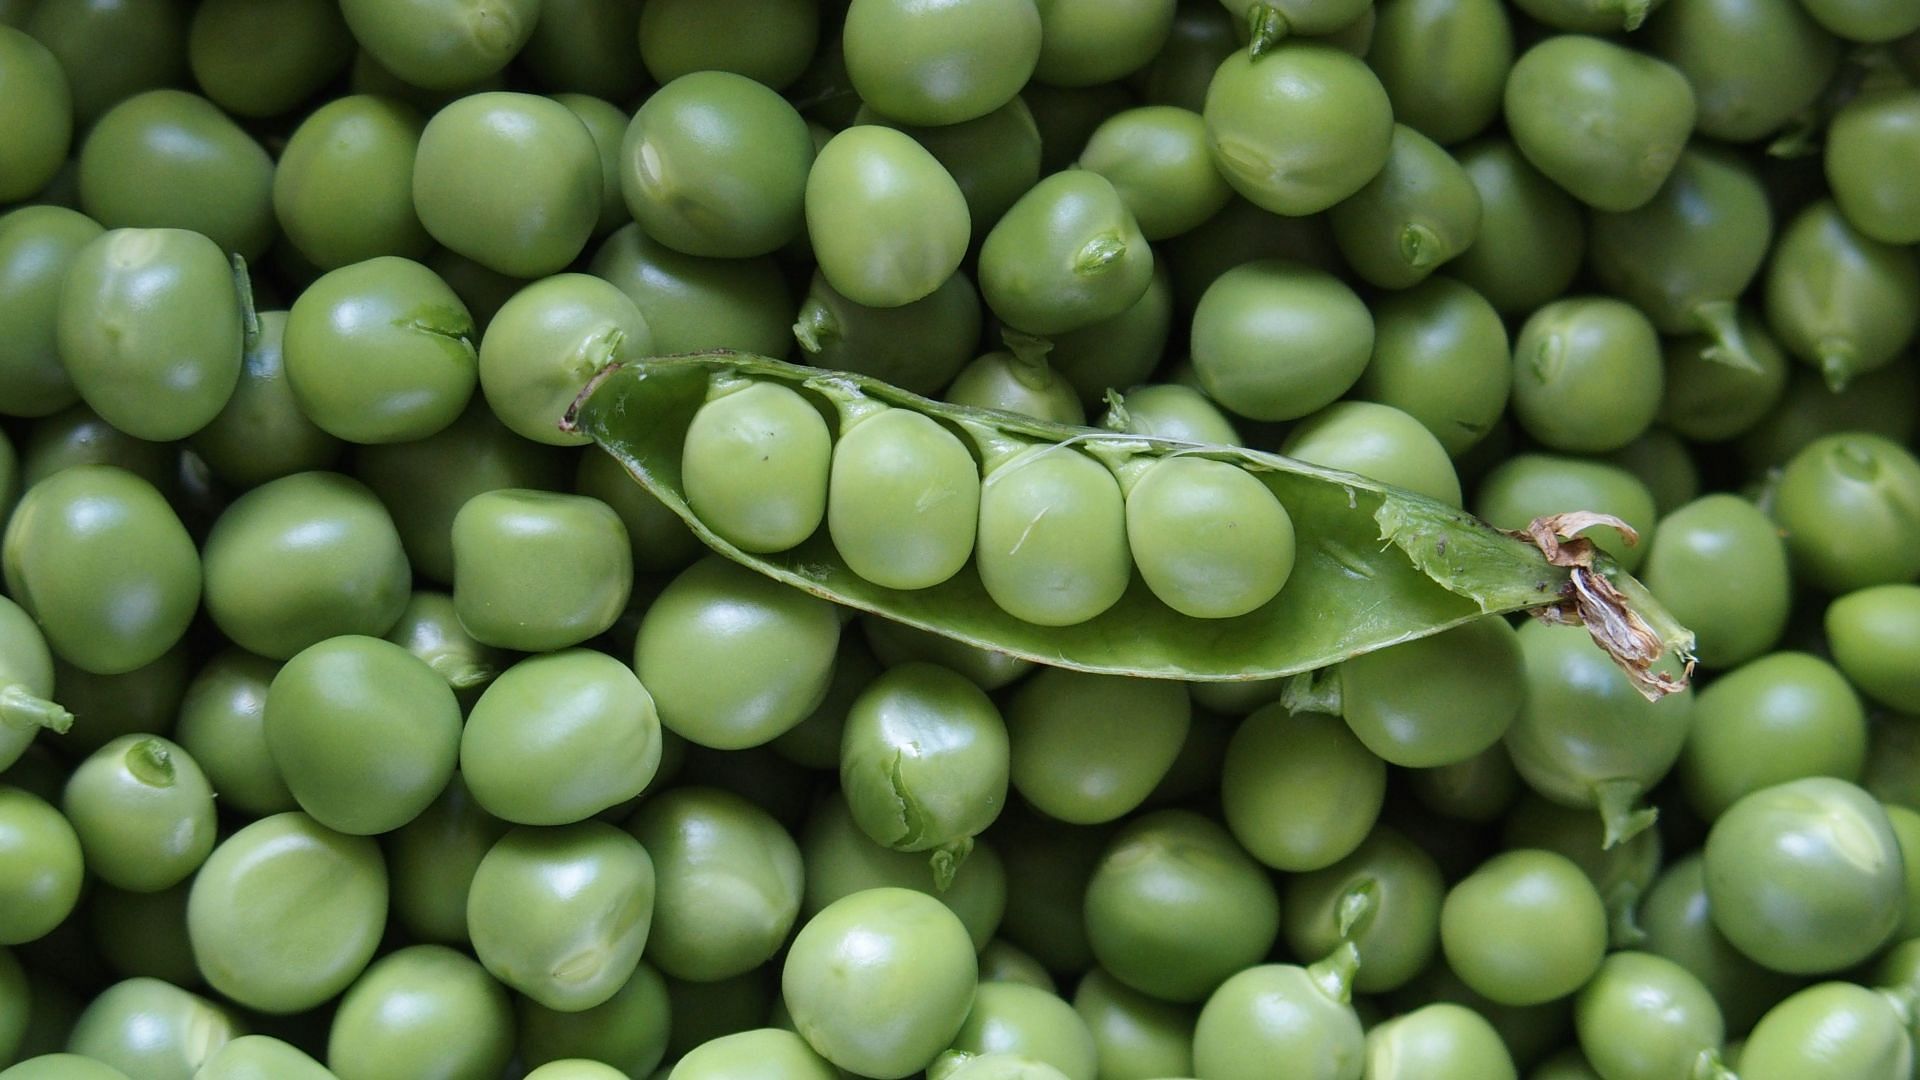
[1085,809,1280,1003]
[189,312,344,489]
[591,222,795,357]
[1573,952,1725,1080]
[187,0,352,118]
[1446,139,1587,316]
[1190,258,1374,422]
[842,0,1041,126]
[1338,616,1523,768]
[1658,311,1791,444]
[61,735,214,893]
[946,982,1098,1080]
[386,588,505,690]
[0,206,99,418]
[1072,967,1196,1079]
[338,0,537,89]
[202,472,411,660]
[671,1028,839,1080]
[1509,297,1663,454]
[326,944,512,1080]
[66,977,238,1080]
[188,812,389,1014]
[1441,849,1608,1006]
[976,445,1132,627]
[265,635,461,835]
[1105,382,1240,445]
[515,960,670,1077]
[1328,125,1482,289]
[793,269,983,396]
[945,351,1085,425]
[980,170,1154,337]
[806,125,970,309]
[829,406,980,590]
[1644,0,1840,143]
[783,887,979,1079]
[273,95,432,270]
[1282,401,1463,506]
[1796,0,1920,40]
[1473,453,1657,571]
[1223,705,1385,872]
[172,650,295,818]
[1367,0,1512,146]
[1772,434,1920,594]
[1366,1003,1515,1080]
[1681,652,1866,821]
[55,228,242,442]
[1008,669,1189,825]
[1826,585,1920,713]
[284,256,478,444]
[1285,826,1444,995]
[414,91,602,277]
[2,466,200,676]
[1202,43,1393,215]
[452,489,633,651]
[1078,106,1231,241]
[1643,494,1790,665]
[622,71,813,258]
[468,822,656,1013]
[480,273,652,446]
[195,1035,334,1080]
[1351,278,1509,456]
[76,89,276,260]
[1826,88,1920,245]
[1504,35,1695,212]
[637,0,818,90]
[635,556,840,749]
[802,792,1008,950]
[0,26,70,202]
[853,97,1043,246]
[0,1057,130,1080]
[682,378,831,555]
[385,773,508,946]
[1191,963,1364,1080]
[0,787,83,945]
[462,649,661,826]
[0,596,62,773]
[629,786,804,982]
[1704,777,1906,974]
[1124,455,1296,619]
[1740,983,1915,1080]
[1764,200,1920,391]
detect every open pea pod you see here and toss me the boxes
[566,351,1690,688]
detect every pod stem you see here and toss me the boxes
[1073,234,1128,277]
[1335,879,1379,940]
[1605,881,1647,949]
[232,253,260,350]
[1592,779,1658,850]
[1397,223,1443,271]
[0,686,73,735]
[125,737,176,788]
[1691,301,1764,374]
[929,837,973,892]
[427,652,497,691]
[1281,666,1343,717]
[792,299,839,356]
[1617,0,1653,30]
[1245,2,1290,58]
[1001,328,1054,368]
[1817,339,1859,392]
[807,374,892,433]
[1100,388,1132,433]
[1689,1051,1738,1080]
[1308,940,1361,1004]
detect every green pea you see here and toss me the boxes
[1773,433,1920,594]
[1201,43,1392,216]
[1085,809,1279,1002]
[1505,621,1693,847]
[1190,258,1373,422]
[1076,106,1229,241]
[55,227,242,442]
[1825,87,1920,246]
[1440,849,1608,1007]
[378,778,501,948]
[186,312,343,488]
[680,378,830,556]
[1574,953,1727,1079]
[671,1028,838,1080]
[1510,0,1666,30]
[1007,668,1188,825]
[283,255,477,444]
[1658,311,1790,444]
[1103,383,1240,446]
[794,269,982,397]
[186,0,350,118]
[1637,852,1801,1036]
[16,401,179,496]
[188,811,388,1013]
[634,556,840,749]
[1796,0,1920,40]
[1445,139,1586,316]
[1221,705,1384,872]
[1504,35,1694,212]
[77,89,275,260]
[264,635,460,835]
[861,617,1035,692]
[467,822,655,1012]
[978,170,1153,337]
[1282,401,1463,506]
[1071,967,1195,1080]
[384,589,503,693]
[1367,0,1511,146]
[945,351,1083,426]
[1366,1003,1515,1080]
[976,445,1132,627]
[1509,297,1664,454]
[946,982,1098,1080]
[805,125,970,309]
[1644,0,1838,143]
[1283,825,1443,995]
[829,406,981,589]
[1681,652,1866,821]
[842,0,1040,126]
[59,735,212,893]
[1473,453,1657,572]
[801,792,1008,951]
[1166,194,1342,310]
[0,26,69,203]
[25,0,186,125]
[1886,806,1920,940]
[1045,262,1175,408]
[0,1057,129,1080]
[1328,125,1481,289]
[1867,715,1920,814]
[0,786,82,946]
[1826,585,1920,713]
[1640,493,1788,668]
[517,960,670,1077]
[1191,962,1364,1080]
[783,887,978,1078]
[169,650,290,817]
[194,1035,333,1080]
[981,941,1056,992]
[460,650,660,827]
[521,0,643,98]
[1763,200,1920,391]
[621,71,812,259]
[414,91,601,277]
[479,274,651,446]
[591,224,793,358]
[0,596,66,774]
[354,401,570,584]
[1337,616,1522,769]
[450,489,632,651]
[66,977,238,1080]
[1123,453,1294,618]
[337,0,536,89]
[1344,278,1507,456]
[1135,1,1235,112]
[1028,0,1173,87]
[324,944,512,1080]
[1704,777,1906,974]
[1740,982,1913,1079]
[48,645,188,758]
[2,466,199,676]
[1738,360,1918,471]
[89,881,194,986]
[550,94,630,239]
[637,0,817,89]
[854,97,1044,243]
[271,95,430,271]
[0,207,98,419]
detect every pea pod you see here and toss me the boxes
[565,352,1690,685]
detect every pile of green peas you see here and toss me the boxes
[2,0,1920,1077]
